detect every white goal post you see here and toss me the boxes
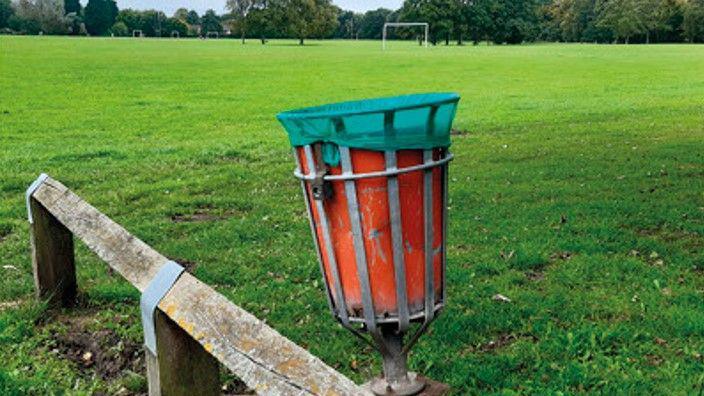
[132,29,143,38]
[383,22,429,50]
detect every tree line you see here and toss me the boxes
[1,0,703,43]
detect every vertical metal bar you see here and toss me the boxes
[425,24,429,48]
[385,151,410,332]
[303,145,350,327]
[383,23,387,51]
[441,150,450,305]
[339,147,377,332]
[293,148,334,313]
[423,149,435,323]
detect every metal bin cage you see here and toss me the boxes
[279,93,459,395]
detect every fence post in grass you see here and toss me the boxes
[28,178,76,307]
[146,310,220,396]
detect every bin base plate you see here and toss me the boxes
[363,375,450,396]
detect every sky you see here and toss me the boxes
[109,0,404,15]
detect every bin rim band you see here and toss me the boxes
[277,92,460,121]
[294,152,453,181]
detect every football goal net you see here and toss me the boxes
[383,22,429,50]
[171,31,180,38]
[132,30,143,38]
[206,31,219,39]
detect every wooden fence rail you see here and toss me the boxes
[28,175,369,396]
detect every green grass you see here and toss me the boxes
[1,36,704,394]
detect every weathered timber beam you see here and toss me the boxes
[30,176,369,396]
[32,177,166,292]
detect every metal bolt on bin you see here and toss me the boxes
[278,93,460,395]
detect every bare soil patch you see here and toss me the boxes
[0,225,11,243]
[525,270,545,282]
[53,314,143,381]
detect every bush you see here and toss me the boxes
[110,20,128,36]
[8,15,40,34]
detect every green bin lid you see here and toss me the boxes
[277,93,460,152]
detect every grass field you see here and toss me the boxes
[1,36,703,395]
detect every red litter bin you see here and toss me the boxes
[278,93,459,395]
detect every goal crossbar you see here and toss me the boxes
[383,22,429,50]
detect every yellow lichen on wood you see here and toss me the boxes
[238,337,260,353]
[275,358,305,375]
[163,303,177,317]
[306,380,321,395]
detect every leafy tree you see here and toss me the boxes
[652,0,684,42]
[248,4,277,43]
[84,0,117,35]
[226,0,264,43]
[163,16,187,37]
[147,10,166,36]
[465,0,496,44]
[494,0,543,44]
[9,14,41,33]
[358,8,393,39]
[116,9,140,33]
[548,0,589,41]
[63,0,80,15]
[65,10,82,34]
[201,9,222,35]
[401,0,463,45]
[596,0,645,43]
[271,0,338,44]
[400,0,438,44]
[335,9,362,39]
[683,0,704,42]
[11,0,68,34]
[173,7,188,21]
[0,0,14,28]
[186,10,200,25]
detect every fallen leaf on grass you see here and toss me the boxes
[645,354,663,366]
[0,300,23,311]
[550,251,573,261]
[499,250,515,261]
[82,351,93,363]
[492,294,511,303]
[2,265,18,271]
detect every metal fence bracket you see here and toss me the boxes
[140,260,185,355]
[26,173,49,223]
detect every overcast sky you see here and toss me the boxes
[109,0,404,15]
